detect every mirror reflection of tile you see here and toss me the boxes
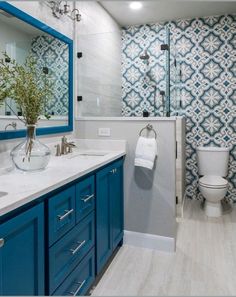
[31,35,69,116]
[0,16,69,118]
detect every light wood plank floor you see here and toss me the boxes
[92,199,236,296]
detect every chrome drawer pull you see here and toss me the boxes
[81,194,94,203]
[57,209,74,221]
[70,240,86,255]
[0,238,4,248]
[69,279,86,296]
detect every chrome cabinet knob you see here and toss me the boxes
[57,209,74,221]
[68,279,86,296]
[81,194,94,203]
[70,240,86,255]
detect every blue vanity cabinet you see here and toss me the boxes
[96,159,124,274]
[0,203,45,296]
[0,157,124,296]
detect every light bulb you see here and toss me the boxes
[129,2,143,10]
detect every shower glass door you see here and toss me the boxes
[77,24,172,117]
[77,31,123,117]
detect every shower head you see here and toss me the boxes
[140,50,150,61]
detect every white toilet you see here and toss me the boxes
[196,146,230,217]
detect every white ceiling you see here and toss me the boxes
[100,1,236,26]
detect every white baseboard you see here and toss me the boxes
[124,230,176,253]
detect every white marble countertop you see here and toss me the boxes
[0,139,126,217]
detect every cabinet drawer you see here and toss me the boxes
[48,186,76,246]
[52,248,95,296]
[49,212,95,294]
[76,175,95,223]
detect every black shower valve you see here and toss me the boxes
[143,110,150,117]
[160,90,165,96]
[161,44,169,51]
[77,52,83,59]
[43,67,49,74]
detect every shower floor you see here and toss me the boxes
[92,199,236,296]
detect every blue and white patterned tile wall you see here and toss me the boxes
[31,35,69,116]
[122,24,167,116]
[122,14,236,202]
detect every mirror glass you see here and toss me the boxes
[0,8,70,132]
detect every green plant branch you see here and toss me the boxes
[4,101,26,125]
[0,52,53,161]
[0,52,52,125]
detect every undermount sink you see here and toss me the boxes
[0,192,8,198]
[67,151,109,159]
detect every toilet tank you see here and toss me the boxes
[197,146,230,176]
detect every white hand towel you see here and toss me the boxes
[134,136,157,170]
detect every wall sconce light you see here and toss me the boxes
[68,8,81,22]
[46,1,81,22]
[63,2,70,14]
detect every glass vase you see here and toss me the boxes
[10,125,51,172]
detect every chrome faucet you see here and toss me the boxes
[55,136,76,156]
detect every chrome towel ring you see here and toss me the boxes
[139,124,157,139]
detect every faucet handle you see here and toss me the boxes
[67,141,76,147]
[62,136,67,142]
[67,142,76,154]
[55,144,61,156]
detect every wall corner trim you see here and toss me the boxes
[124,230,176,253]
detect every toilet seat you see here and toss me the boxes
[199,175,228,189]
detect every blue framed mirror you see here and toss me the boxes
[0,2,73,140]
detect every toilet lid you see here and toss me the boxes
[199,175,228,188]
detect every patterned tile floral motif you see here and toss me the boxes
[122,14,236,202]
[31,36,69,116]
[122,24,168,117]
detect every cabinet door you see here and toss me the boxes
[95,165,113,274]
[0,203,44,296]
[110,160,124,249]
